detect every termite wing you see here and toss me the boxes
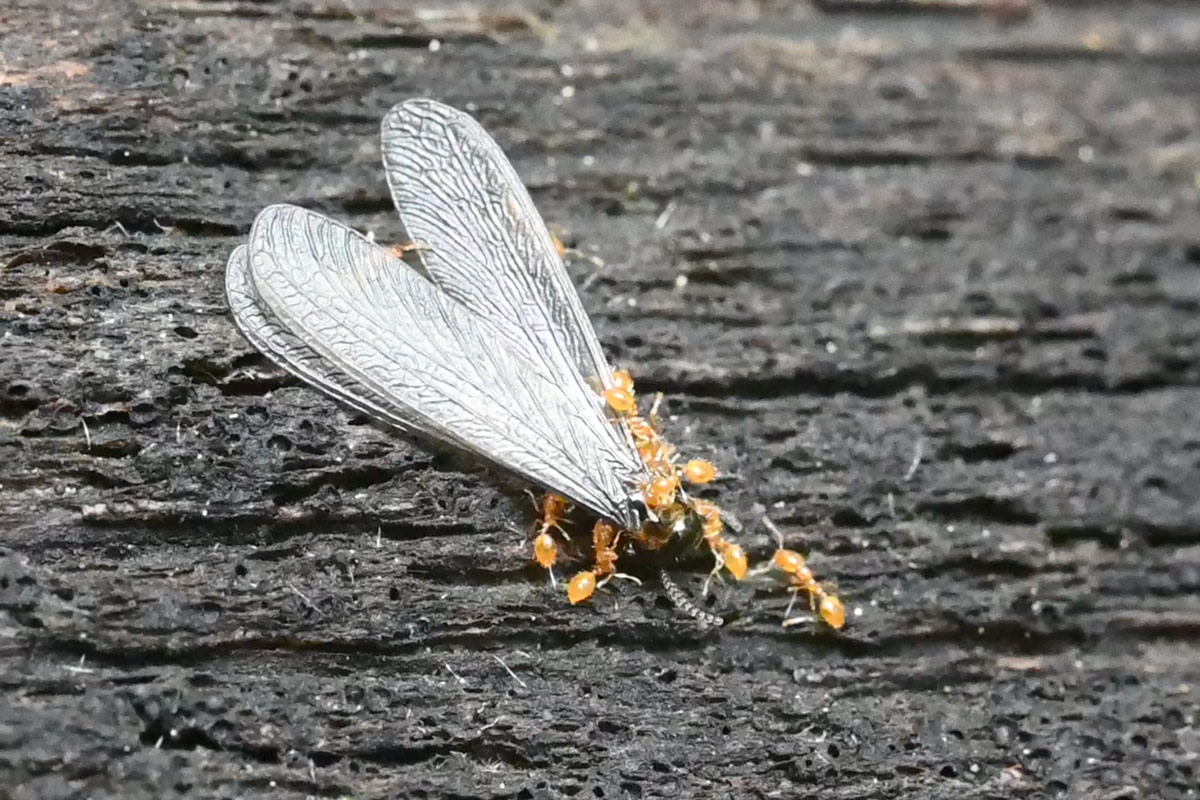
[226,98,651,529]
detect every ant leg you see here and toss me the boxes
[648,392,665,428]
[701,550,726,597]
[762,516,786,549]
[389,241,432,260]
[780,586,810,627]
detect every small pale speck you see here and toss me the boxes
[582,155,595,167]
[561,85,575,98]
[796,162,814,176]
[1078,144,1094,163]
[674,274,688,289]
[626,297,637,307]
[825,341,838,354]
[1044,452,1058,464]
[428,39,441,52]
[853,606,863,618]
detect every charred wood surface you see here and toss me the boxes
[2,1,1199,797]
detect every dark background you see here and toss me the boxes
[3,1,1199,797]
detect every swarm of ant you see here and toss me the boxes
[529,369,846,631]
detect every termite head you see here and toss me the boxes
[663,504,707,552]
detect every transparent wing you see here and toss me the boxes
[226,204,646,527]
[380,98,618,391]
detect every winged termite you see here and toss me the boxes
[226,98,844,629]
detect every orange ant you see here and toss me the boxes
[550,232,608,271]
[599,369,740,583]
[536,368,841,624]
[761,517,845,629]
[601,370,718,515]
[531,492,569,587]
[567,520,642,604]
[551,233,568,260]
[691,498,748,594]
[388,240,431,259]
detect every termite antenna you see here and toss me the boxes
[659,570,724,628]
